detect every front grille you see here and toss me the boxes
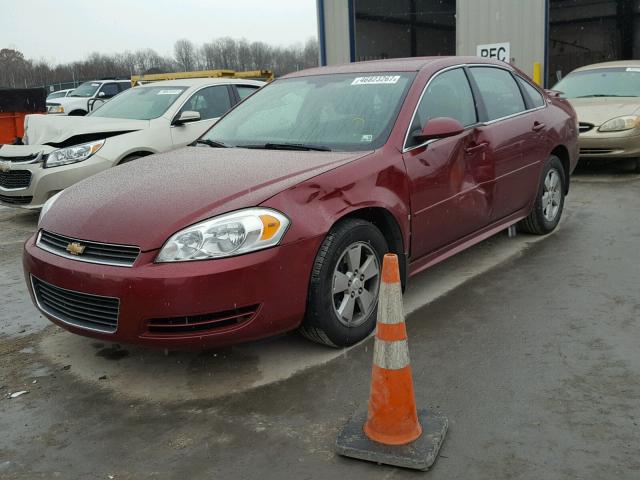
[37,230,140,267]
[580,148,616,155]
[0,170,32,189]
[0,194,33,205]
[578,122,594,133]
[146,305,259,334]
[31,276,119,333]
[0,152,40,162]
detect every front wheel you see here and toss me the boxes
[518,155,566,235]
[299,219,388,347]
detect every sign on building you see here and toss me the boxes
[476,42,511,62]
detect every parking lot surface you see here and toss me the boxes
[1,166,639,479]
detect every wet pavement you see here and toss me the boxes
[1,165,639,479]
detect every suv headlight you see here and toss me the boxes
[44,139,105,168]
[598,115,640,132]
[47,104,64,114]
[156,208,290,262]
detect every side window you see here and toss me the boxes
[236,85,260,101]
[99,83,120,98]
[180,86,232,120]
[470,67,526,121]
[118,82,132,92]
[516,76,545,108]
[408,68,477,146]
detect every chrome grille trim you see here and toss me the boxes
[36,230,140,267]
[578,122,594,133]
[31,275,119,334]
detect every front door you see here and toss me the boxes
[402,67,493,259]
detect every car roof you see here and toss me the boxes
[282,56,510,78]
[573,60,640,72]
[137,78,266,88]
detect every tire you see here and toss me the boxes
[518,155,566,235]
[299,218,388,347]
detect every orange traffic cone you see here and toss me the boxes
[336,253,448,471]
[364,253,422,445]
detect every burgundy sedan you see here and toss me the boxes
[24,57,578,349]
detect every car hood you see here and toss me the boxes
[567,97,640,126]
[40,146,372,251]
[25,114,149,146]
[0,144,56,160]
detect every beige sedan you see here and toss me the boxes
[553,60,640,171]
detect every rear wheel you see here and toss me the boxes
[299,219,387,347]
[519,155,566,235]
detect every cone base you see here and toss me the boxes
[336,408,448,471]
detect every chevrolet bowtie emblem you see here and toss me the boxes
[66,242,86,255]
[0,161,10,173]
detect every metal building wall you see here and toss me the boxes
[456,0,547,80]
[318,0,353,66]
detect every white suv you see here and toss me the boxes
[46,79,131,116]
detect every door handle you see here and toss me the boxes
[532,121,546,132]
[465,142,488,155]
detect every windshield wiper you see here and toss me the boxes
[238,142,332,152]
[195,139,229,148]
[574,94,637,98]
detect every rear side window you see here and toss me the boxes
[99,83,120,98]
[237,85,260,100]
[408,68,477,146]
[470,67,526,121]
[516,76,545,108]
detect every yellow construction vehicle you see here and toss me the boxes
[131,69,274,86]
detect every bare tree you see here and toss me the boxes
[174,39,196,71]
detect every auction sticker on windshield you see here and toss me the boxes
[157,90,183,95]
[351,75,401,85]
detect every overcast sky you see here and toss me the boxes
[1,0,318,64]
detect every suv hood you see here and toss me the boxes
[25,114,149,146]
[567,97,640,126]
[40,146,372,251]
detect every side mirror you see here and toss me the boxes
[413,117,464,143]
[98,91,106,98]
[173,110,201,126]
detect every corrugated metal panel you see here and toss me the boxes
[323,1,352,65]
[456,0,546,79]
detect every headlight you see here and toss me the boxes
[156,208,290,262]
[38,191,62,227]
[44,139,105,168]
[47,105,64,114]
[598,115,640,132]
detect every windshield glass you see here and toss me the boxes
[47,91,66,99]
[69,82,101,98]
[202,72,415,151]
[553,67,640,98]
[89,86,188,120]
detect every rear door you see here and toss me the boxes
[170,85,233,146]
[467,66,545,221]
[402,67,493,259]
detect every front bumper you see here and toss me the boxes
[23,233,321,349]
[0,154,113,209]
[579,129,640,158]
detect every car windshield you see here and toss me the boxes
[47,91,66,99]
[202,72,415,151]
[69,82,101,97]
[89,86,188,120]
[553,67,640,98]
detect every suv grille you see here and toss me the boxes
[37,230,140,267]
[31,276,119,333]
[578,122,594,133]
[0,170,32,189]
[146,305,259,334]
